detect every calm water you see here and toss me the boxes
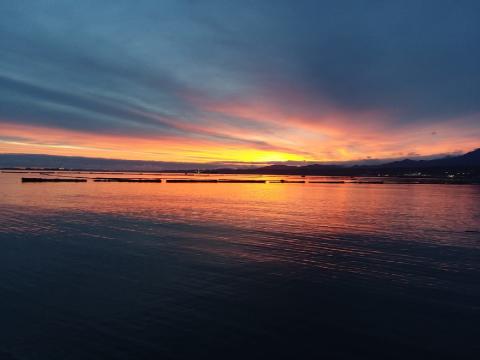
[1,172,479,359]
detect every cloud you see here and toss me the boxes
[0,0,479,162]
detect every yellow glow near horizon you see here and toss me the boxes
[204,149,307,163]
[1,115,479,164]
[0,124,310,163]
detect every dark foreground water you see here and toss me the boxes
[0,172,479,359]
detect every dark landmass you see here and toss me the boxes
[204,148,480,179]
[0,154,228,171]
[1,149,480,181]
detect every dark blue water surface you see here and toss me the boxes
[0,172,479,359]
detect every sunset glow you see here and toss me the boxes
[1,2,479,359]
[1,1,479,166]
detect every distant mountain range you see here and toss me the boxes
[0,149,479,177]
[207,148,480,176]
[379,148,480,168]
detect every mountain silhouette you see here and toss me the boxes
[381,148,480,168]
[217,148,480,176]
[1,148,479,176]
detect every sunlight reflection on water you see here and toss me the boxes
[0,172,479,359]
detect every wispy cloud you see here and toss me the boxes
[1,0,479,162]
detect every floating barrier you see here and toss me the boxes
[309,181,345,184]
[94,178,162,183]
[269,180,305,183]
[166,179,218,183]
[22,178,87,183]
[218,179,266,183]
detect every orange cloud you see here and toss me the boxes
[0,120,307,163]
[1,96,479,163]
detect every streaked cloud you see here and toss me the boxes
[1,0,479,163]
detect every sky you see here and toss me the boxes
[1,0,479,165]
